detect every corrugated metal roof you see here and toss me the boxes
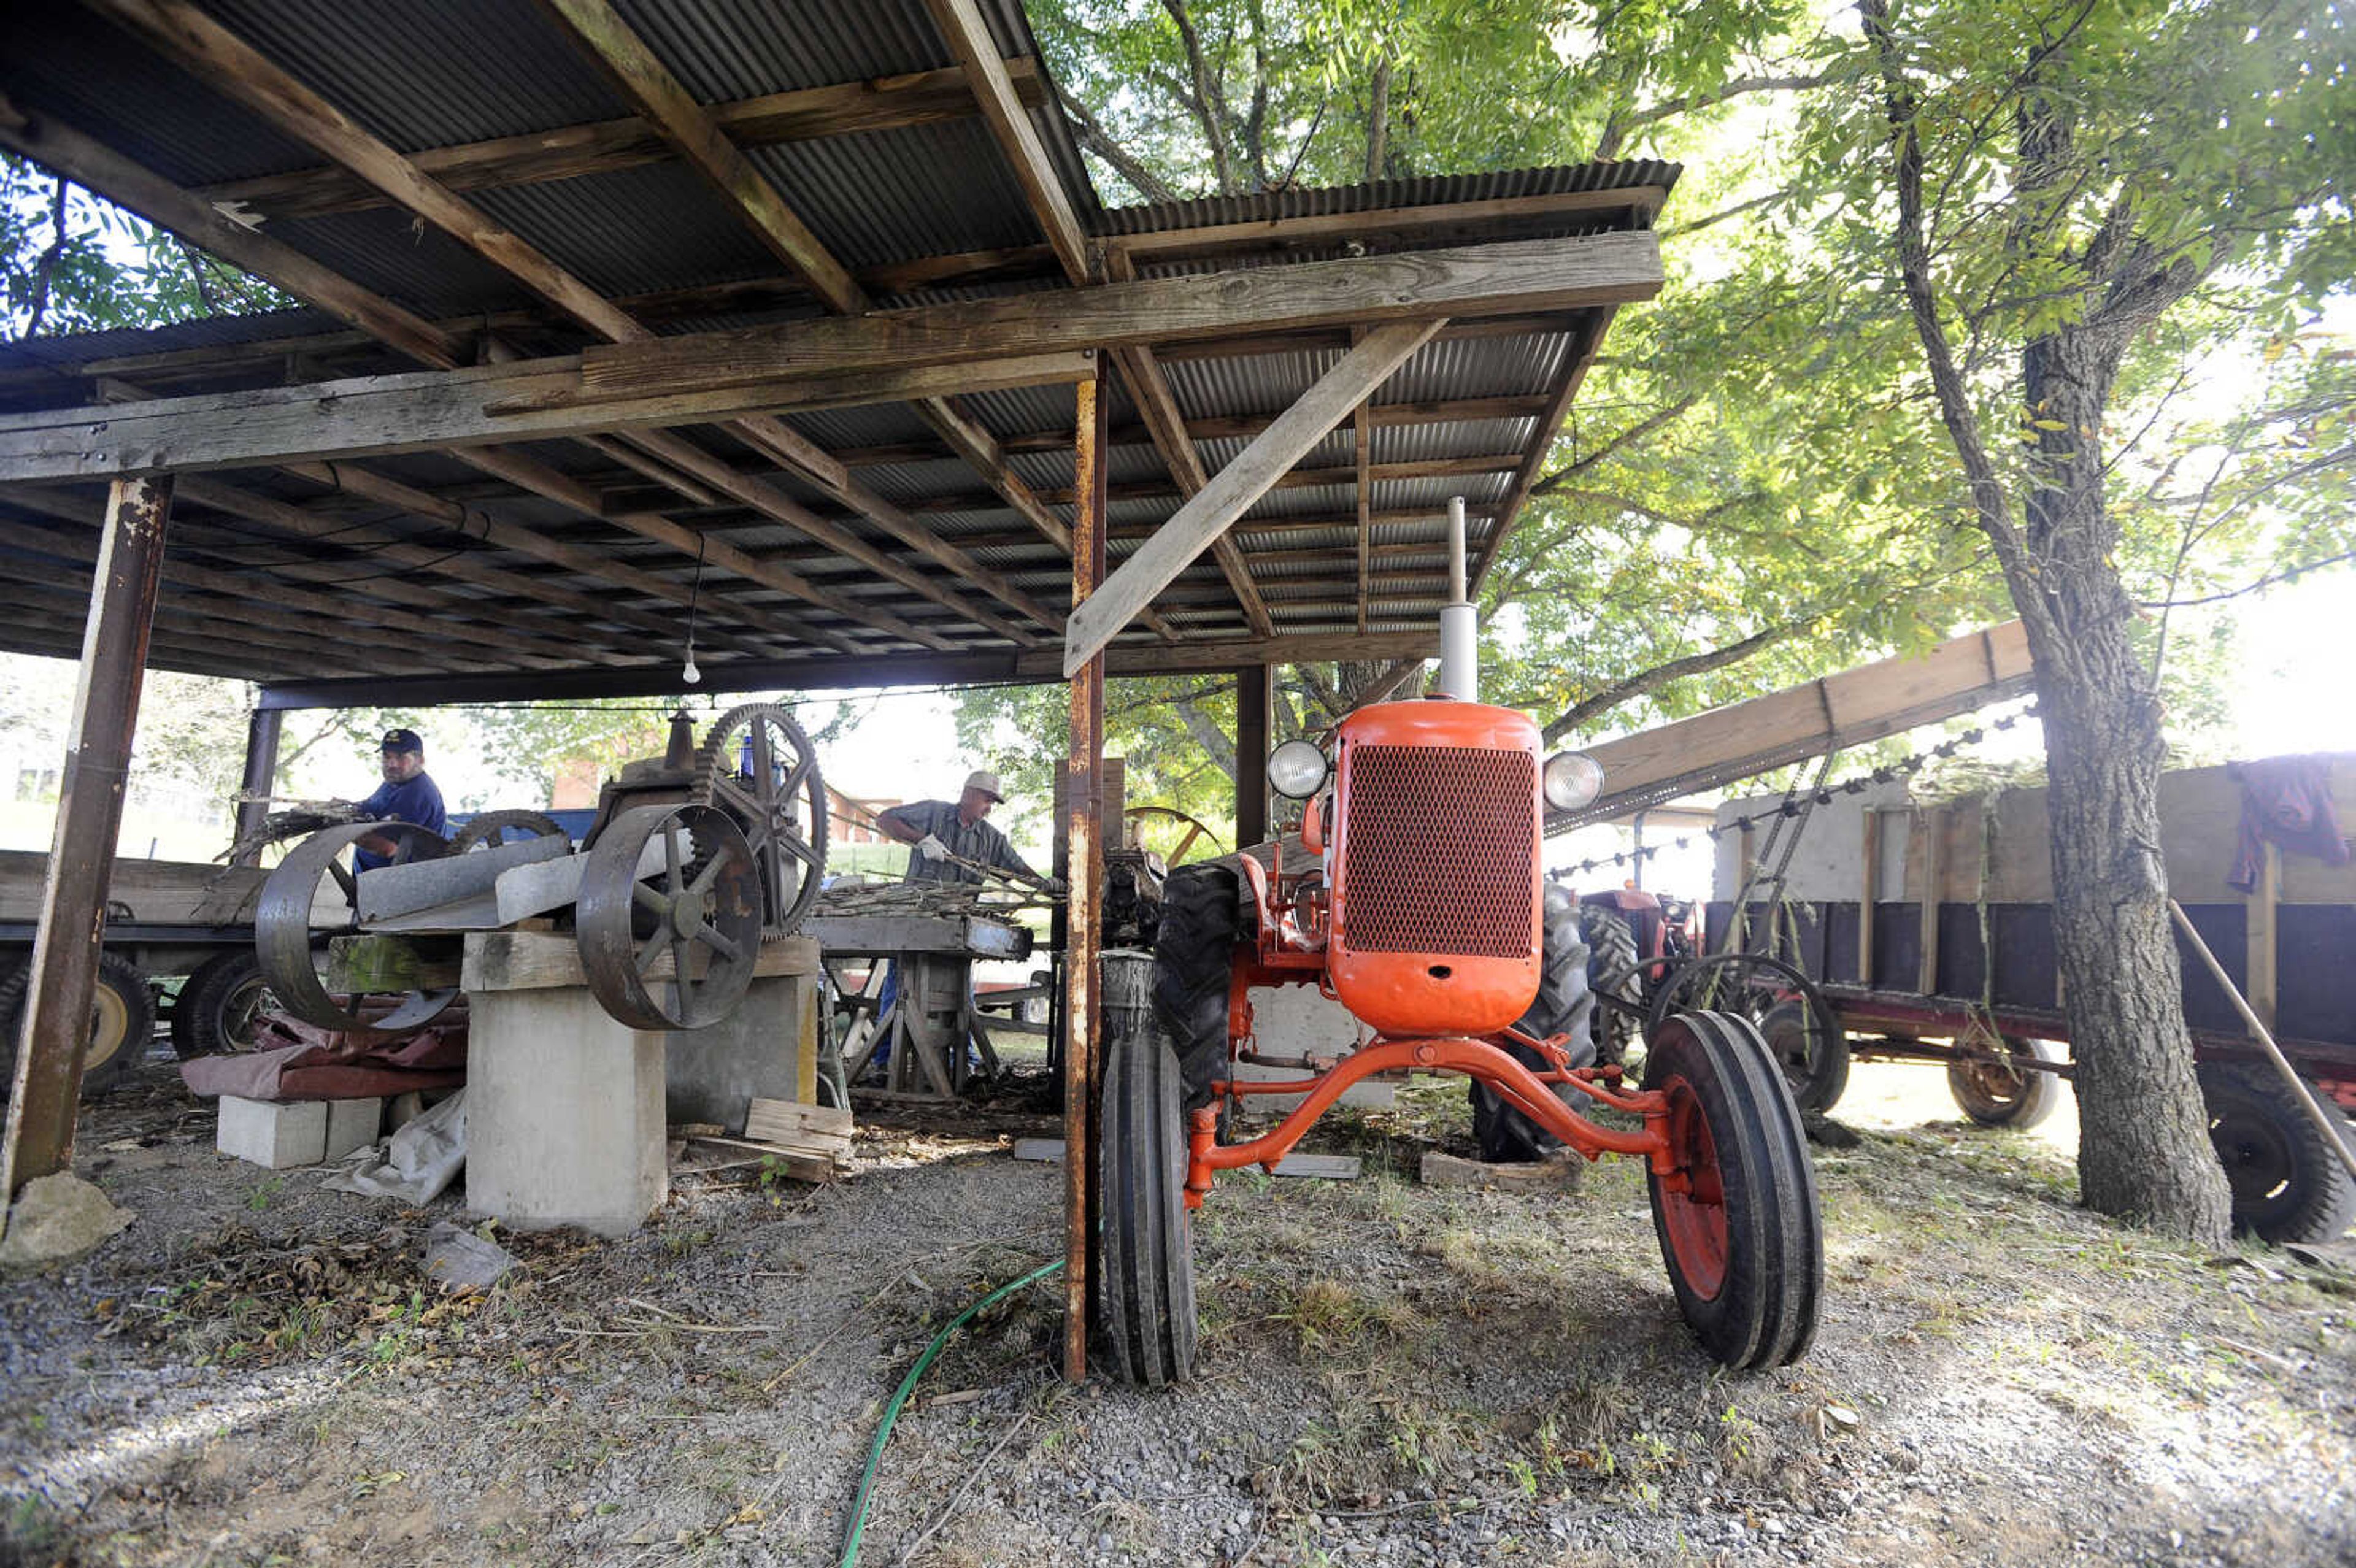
[0,0,1671,680]
[1094,161,1677,236]
[205,0,628,151]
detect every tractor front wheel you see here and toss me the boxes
[1098,950,1198,1388]
[1644,1010,1823,1370]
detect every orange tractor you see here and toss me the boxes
[1097,502,1824,1385]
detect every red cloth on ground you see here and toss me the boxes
[179,1012,466,1101]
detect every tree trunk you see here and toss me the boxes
[2016,325,2231,1244]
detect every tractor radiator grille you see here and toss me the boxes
[1339,745,1536,956]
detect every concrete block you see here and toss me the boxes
[325,1097,383,1160]
[665,970,817,1134]
[466,983,667,1236]
[217,1096,328,1169]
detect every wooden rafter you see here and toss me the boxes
[1470,306,1619,592]
[1065,321,1442,674]
[71,0,1030,652]
[923,0,1091,283]
[0,473,626,664]
[534,0,1113,640]
[1352,326,1374,636]
[194,61,1050,223]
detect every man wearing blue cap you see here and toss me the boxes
[352,728,447,871]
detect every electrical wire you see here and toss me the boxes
[836,1258,1064,1568]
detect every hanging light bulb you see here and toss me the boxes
[682,654,701,685]
[679,535,706,688]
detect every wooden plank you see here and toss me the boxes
[195,63,1047,222]
[1064,320,1441,675]
[0,350,1098,483]
[1353,328,1373,635]
[1012,1137,1358,1180]
[685,1134,839,1184]
[574,233,1657,408]
[799,913,1031,958]
[1859,807,1881,983]
[1419,1150,1582,1189]
[255,629,1444,709]
[1553,622,2036,830]
[463,929,818,993]
[1917,805,1944,996]
[1107,186,1670,262]
[0,88,463,369]
[744,1096,855,1144]
[922,0,1090,283]
[80,0,647,344]
[2248,840,2280,1032]
[2,474,169,1201]
[541,0,864,312]
[1470,306,1615,592]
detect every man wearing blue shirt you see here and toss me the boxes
[352,728,447,872]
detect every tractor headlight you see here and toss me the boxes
[1268,739,1330,800]
[1542,751,1605,812]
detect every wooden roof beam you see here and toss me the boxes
[77,0,1013,652]
[195,61,1049,223]
[0,478,604,666]
[1471,307,1617,592]
[524,0,1072,642]
[0,517,491,673]
[923,0,1091,283]
[0,236,1653,478]
[1066,321,1441,674]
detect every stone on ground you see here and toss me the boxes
[0,1172,133,1270]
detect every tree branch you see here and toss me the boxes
[1063,91,1183,204]
[1539,620,1813,745]
[19,175,70,340]
[1529,397,1699,495]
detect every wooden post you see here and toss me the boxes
[2247,840,2280,1032]
[1061,369,1108,1383]
[3,474,172,1204]
[1917,805,1944,997]
[231,706,282,866]
[1858,808,1881,985]
[1236,664,1272,849]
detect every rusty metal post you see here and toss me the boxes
[1061,367,1108,1382]
[231,705,282,866]
[3,474,173,1204]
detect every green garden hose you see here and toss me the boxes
[837,1258,1065,1568]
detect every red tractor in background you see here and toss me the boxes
[1096,503,1825,1386]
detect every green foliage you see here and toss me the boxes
[3,152,294,338]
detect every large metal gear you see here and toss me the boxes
[694,702,827,937]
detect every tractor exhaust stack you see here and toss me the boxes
[1436,494,1478,701]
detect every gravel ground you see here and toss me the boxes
[2,1045,2352,1567]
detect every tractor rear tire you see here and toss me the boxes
[2199,1062,2356,1245]
[1153,864,1242,1112]
[1761,997,1851,1115]
[1947,1035,2060,1129]
[1643,1010,1823,1369]
[1099,953,1198,1388]
[1470,904,1596,1161]
[171,951,275,1058]
[1579,904,1642,1068]
[1,951,155,1099]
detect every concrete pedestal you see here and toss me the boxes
[664,937,820,1134]
[465,978,667,1237]
[1237,982,1398,1111]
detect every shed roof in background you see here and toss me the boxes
[0,0,1673,699]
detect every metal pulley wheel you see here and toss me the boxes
[695,702,827,936]
[576,803,763,1031]
[254,821,457,1032]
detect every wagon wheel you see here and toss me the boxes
[449,809,570,853]
[576,804,762,1031]
[1947,1034,2062,1129]
[1644,950,1822,1036]
[696,703,827,937]
[1123,805,1227,867]
[254,821,456,1032]
[1644,1011,1823,1369]
[1098,948,1196,1387]
[1758,996,1852,1115]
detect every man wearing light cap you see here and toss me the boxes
[876,770,1061,891]
[350,727,447,872]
